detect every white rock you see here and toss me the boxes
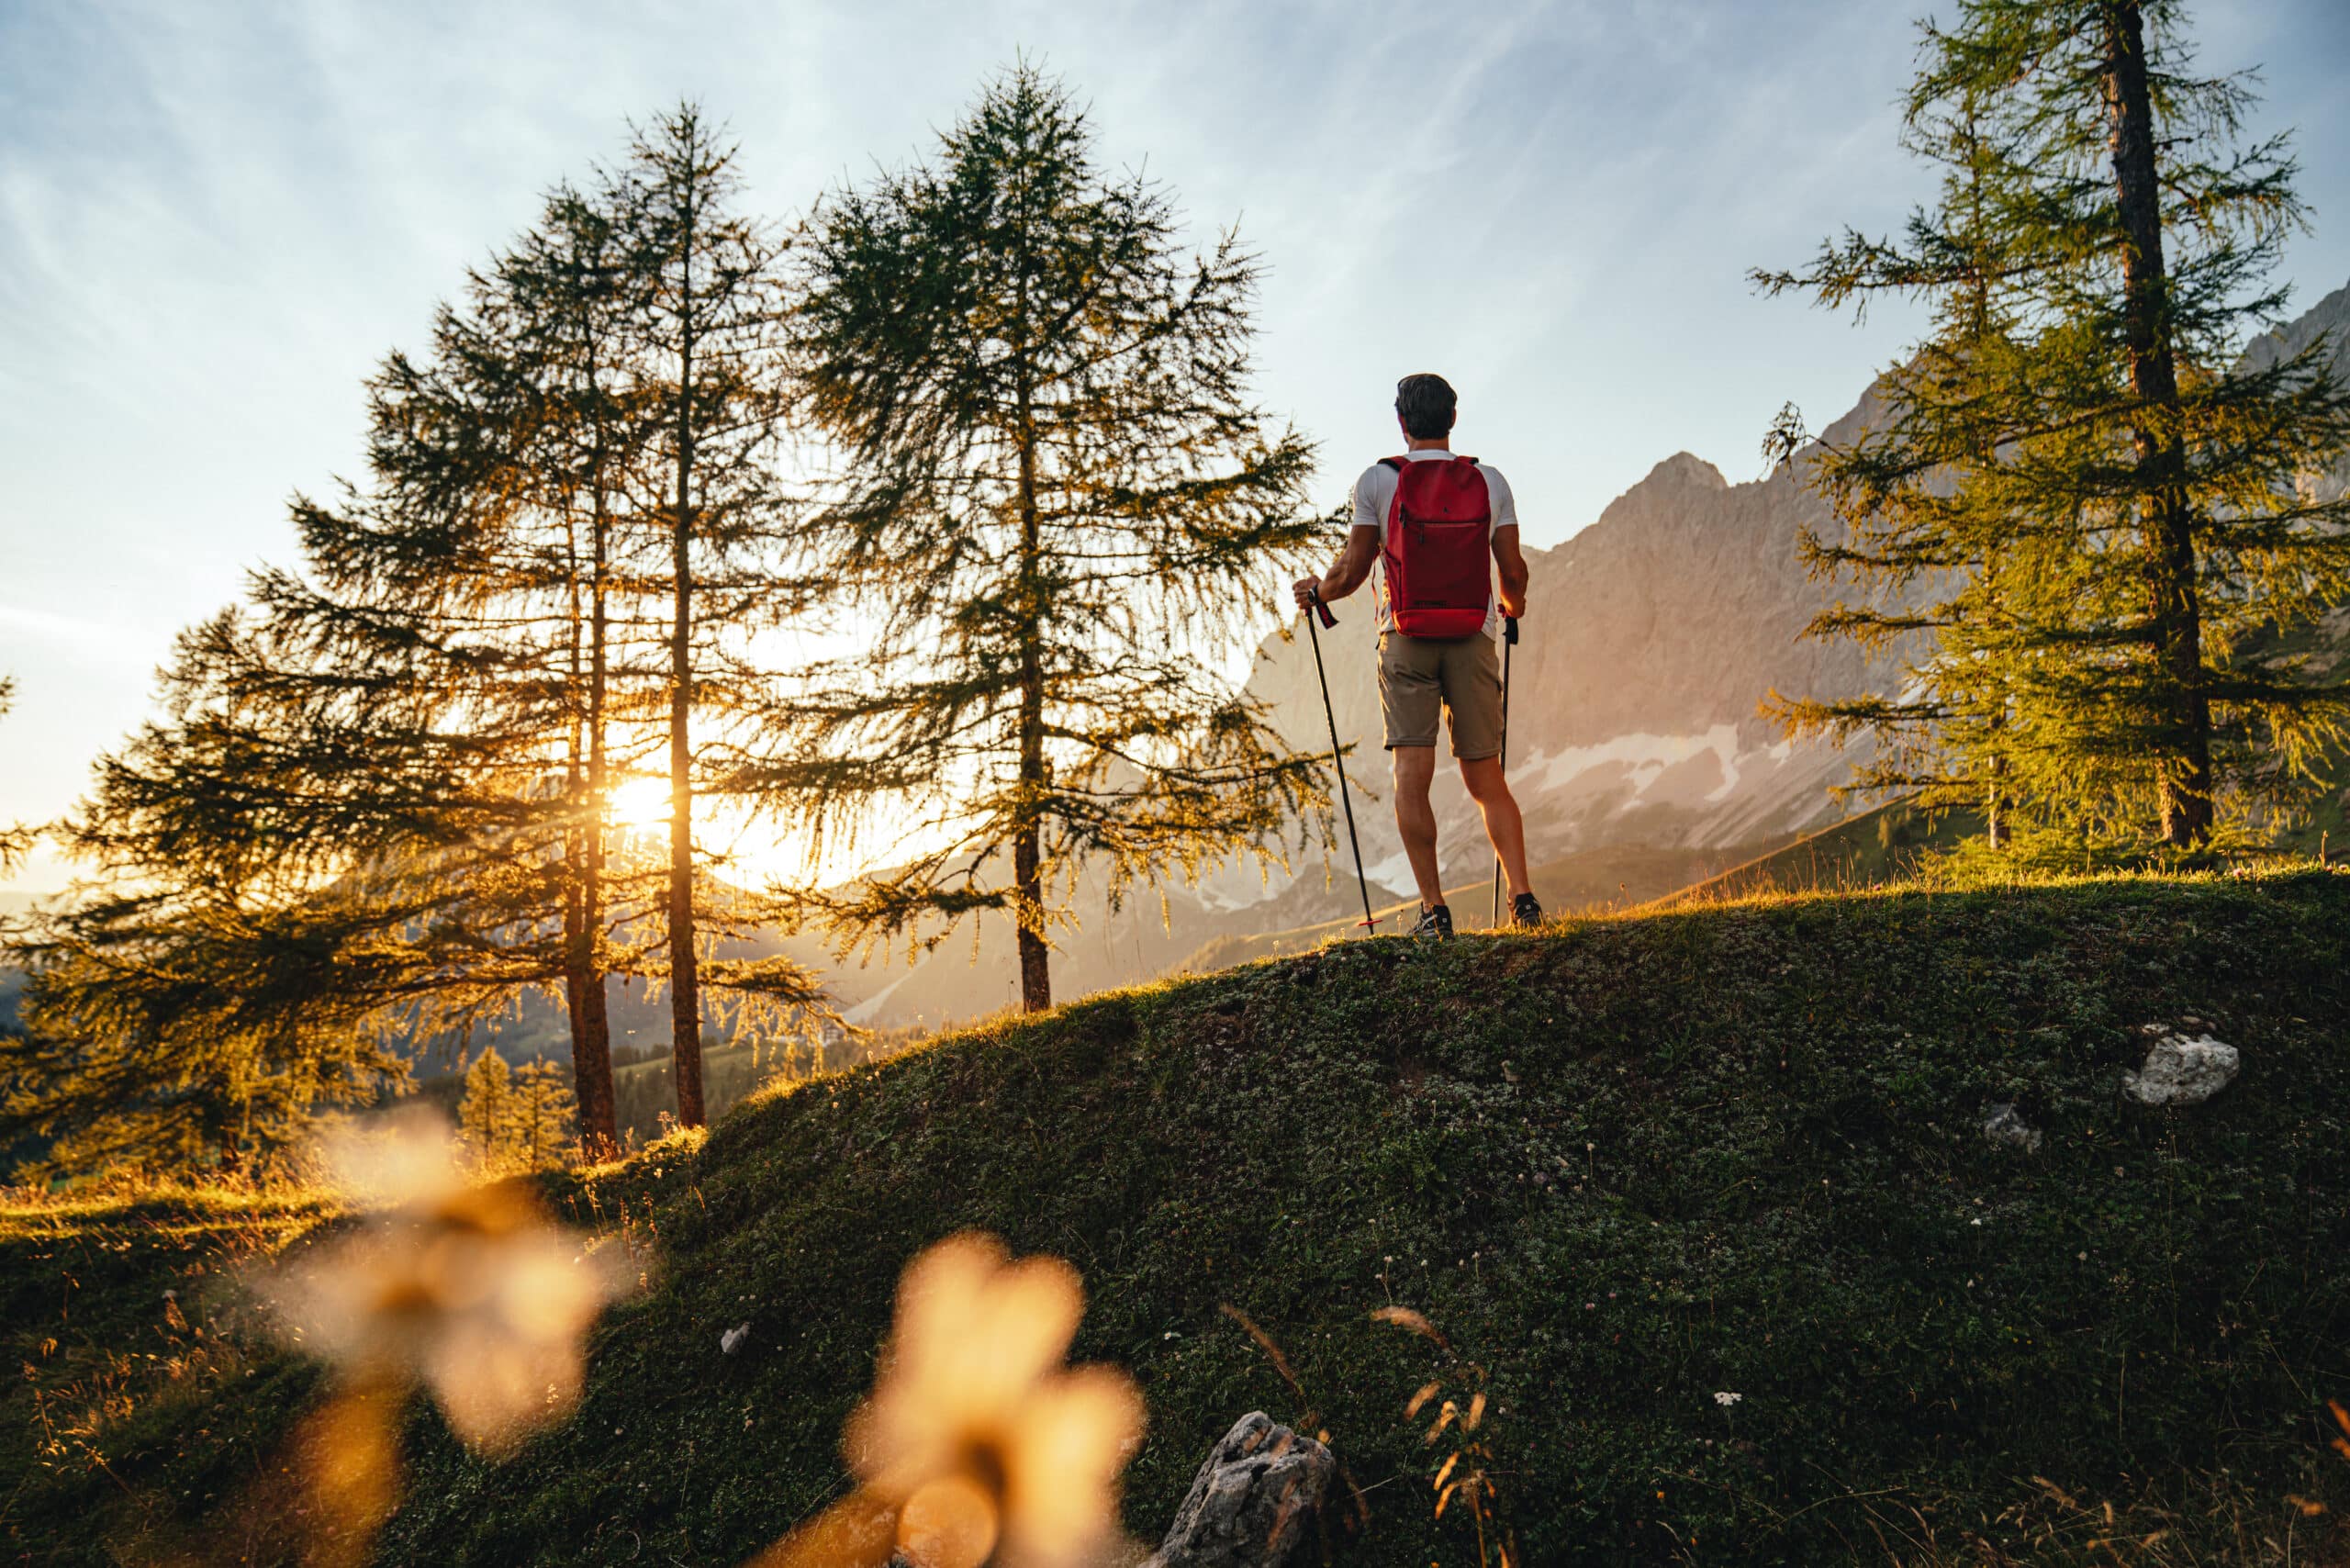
[1982,1103,2042,1152]
[2122,1029,2239,1107]
[721,1323,751,1355]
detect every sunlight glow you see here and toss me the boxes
[605,778,674,830]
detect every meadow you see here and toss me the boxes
[6,869,2349,1564]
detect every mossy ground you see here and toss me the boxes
[7,872,2350,1564]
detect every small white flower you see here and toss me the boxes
[1714,1391,1743,1407]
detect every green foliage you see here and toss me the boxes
[3,896,412,1179]
[12,874,2350,1563]
[1756,0,2350,853]
[772,63,1326,1012]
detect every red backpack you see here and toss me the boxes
[1381,454,1492,637]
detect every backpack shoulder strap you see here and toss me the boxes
[1379,455,1408,472]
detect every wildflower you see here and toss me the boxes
[277,1107,620,1456]
[1714,1391,1742,1407]
[759,1233,1144,1568]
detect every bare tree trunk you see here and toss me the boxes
[1013,368,1051,1013]
[667,183,706,1127]
[2105,0,2212,846]
[572,490,619,1156]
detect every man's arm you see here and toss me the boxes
[1292,525,1381,611]
[1493,526,1529,620]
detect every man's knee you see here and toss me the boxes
[1393,745,1438,791]
[1458,754,1509,801]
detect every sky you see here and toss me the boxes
[3,0,2347,897]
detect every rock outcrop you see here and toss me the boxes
[1143,1412,1335,1568]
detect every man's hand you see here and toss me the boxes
[1292,577,1326,612]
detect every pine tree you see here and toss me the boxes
[778,65,1322,1011]
[1754,0,2350,851]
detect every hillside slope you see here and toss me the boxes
[9,874,2350,1564]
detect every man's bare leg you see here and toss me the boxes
[1459,754,1531,900]
[1392,745,1445,909]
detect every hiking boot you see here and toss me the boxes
[1406,903,1454,942]
[1510,892,1545,929]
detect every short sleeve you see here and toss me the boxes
[1350,465,1386,533]
[1482,465,1519,532]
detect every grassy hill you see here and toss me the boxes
[7,871,2350,1564]
[1173,838,1778,974]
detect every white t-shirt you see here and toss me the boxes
[1350,448,1520,637]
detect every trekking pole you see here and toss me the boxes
[1491,616,1518,929]
[1304,587,1379,933]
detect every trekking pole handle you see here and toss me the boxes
[1307,584,1338,630]
[1503,616,1519,645]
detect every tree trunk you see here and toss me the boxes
[2105,0,2212,846]
[572,492,619,1157]
[1013,366,1051,1013]
[668,189,706,1128]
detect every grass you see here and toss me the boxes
[1644,797,1986,911]
[1178,838,1778,974]
[0,1182,340,1557]
[6,870,2350,1564]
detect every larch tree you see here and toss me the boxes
[458,1047,520,1168]
[1753,95,2042,848]
[7,123,825,1175]
[779,64,1322,1012]
[1756,0,2350,852]
[507,1058,577,1170]
[466,178,674,1151]
[621,106,802,1123]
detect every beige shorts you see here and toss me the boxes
[1379,632,1503,758]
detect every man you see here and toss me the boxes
[1293,373,1540,938]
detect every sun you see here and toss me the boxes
[605,778,673,829]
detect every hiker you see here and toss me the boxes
[1293,373,1540,939]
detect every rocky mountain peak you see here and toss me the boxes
[1638,451,1730,492]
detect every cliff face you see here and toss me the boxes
[2239,278,2350,498]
